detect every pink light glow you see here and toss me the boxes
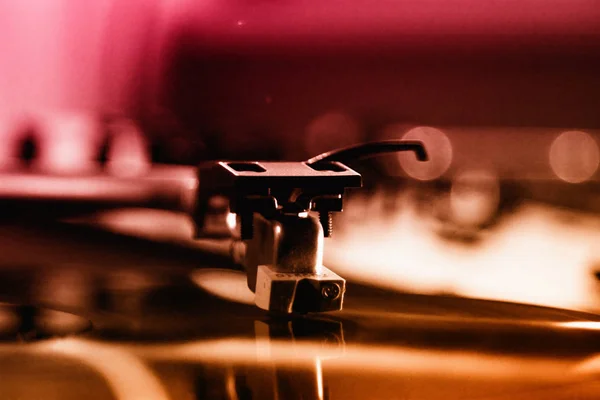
[182,0,600,50]
[106,119,151,177]
[0,116,19,170]
[549,130,599,183]
[36,113,101,174]
[398,126,453,181]
[0,0,163,116]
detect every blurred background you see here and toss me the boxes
[1,0,600,312]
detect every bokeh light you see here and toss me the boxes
[549,130,599,183]
[398,126,452,180]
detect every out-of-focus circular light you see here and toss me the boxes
[549,130,599,183]
[398,126,452,181]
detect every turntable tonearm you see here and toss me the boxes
[192,140,428,313]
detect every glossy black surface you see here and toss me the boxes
[2,219,600,399]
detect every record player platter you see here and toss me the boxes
[2,219,600,400]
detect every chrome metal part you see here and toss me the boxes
[191,140,427,314]
[255,264,345,313]
[245,213,345,313]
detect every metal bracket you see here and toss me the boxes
[191,140,427,314]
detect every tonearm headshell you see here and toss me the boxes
[192,140,428,314]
